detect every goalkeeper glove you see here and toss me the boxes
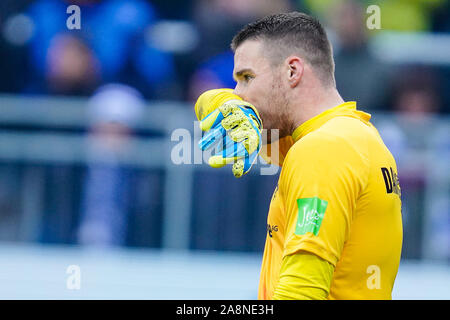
[196,90,263,178]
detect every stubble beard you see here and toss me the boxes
[262,74,292,145]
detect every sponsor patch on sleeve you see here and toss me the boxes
[295,197,328,236]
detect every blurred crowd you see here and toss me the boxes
[0,0,449,258]
[0,0,449,112]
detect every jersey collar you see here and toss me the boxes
[291,101,371,142]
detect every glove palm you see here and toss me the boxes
[199,100,263,178]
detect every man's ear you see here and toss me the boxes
[285,56,303,88]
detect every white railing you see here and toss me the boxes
[0,94,449,260]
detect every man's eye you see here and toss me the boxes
[244,75,253,82]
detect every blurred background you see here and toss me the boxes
[0,0,449,299]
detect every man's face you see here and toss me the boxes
[233,40,290,142]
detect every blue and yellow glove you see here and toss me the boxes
[195,89,263,178]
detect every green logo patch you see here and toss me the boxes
[295,197,328,236]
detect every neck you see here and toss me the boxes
[289,86,344,135]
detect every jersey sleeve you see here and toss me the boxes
[272,251,334,300]
[279,131,368,266]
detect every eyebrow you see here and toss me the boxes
[234,68,254,80]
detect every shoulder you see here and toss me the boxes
[279,118,372,197]
[283,117,372,176]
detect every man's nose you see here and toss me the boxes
[233,86,244,99]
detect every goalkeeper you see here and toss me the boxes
[195,12,402,300]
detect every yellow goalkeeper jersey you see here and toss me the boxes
[258,101,403,300]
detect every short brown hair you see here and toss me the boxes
[231,12,335,87]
